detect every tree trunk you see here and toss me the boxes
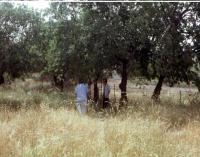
[87,79,92,100]
[93,79,99,103]
[53,75,64,91]
[152,75,165,100]
[119,62,128,103]
[0,73,4,85]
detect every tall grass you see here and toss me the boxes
[0,79,200,157]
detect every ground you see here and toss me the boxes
[0,78,200,157]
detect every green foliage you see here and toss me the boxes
[0,3,44,82]
[1,2,200,95]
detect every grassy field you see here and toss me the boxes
[1,79,200,157]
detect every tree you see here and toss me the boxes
[0,3,44,84]
[137,3,196,100]
[43,3,80,90]
[151,3,198,99]
[29,2,200,102]
[186,3,200,91]
[80,3,151,103]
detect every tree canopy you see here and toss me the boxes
[1,2,200,101]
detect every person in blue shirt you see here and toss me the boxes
[75,79,88,114]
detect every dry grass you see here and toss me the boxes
[1,79,200,157]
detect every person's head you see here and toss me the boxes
[88,79,92,85]
[78,78,84,84]
[103,78,107,85]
